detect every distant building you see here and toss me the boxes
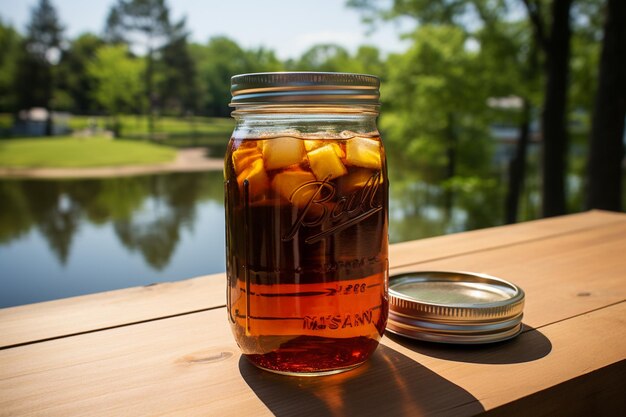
[12,108,71,136]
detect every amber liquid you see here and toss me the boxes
[225,135,388,375]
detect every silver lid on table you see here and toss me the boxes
[388,271,525,344]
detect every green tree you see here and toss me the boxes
[191,37,251,117]
[88,45,145,135]
[15,0,64,135]
[351,45,386,77]
[105,0,185,136]
[349,0,603,218]
[382,25,491,188]
[474,17,542,223]
[0,20,21,112]
[55,33,104,112]
[190,38,242,117]
[246,47,283,73]
[294,44,352,71]
[157,29,198,115]
[290,44,385,76]
[189,37,283,117]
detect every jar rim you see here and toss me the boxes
[230,72,380,107]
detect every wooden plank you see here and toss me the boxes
[0,273,225,349]
[391,219,626,330]
[0,302,624,416]
[1,210,623,349]
[481,360,626,417]
[384,302,626,415]
[389,210,626,267]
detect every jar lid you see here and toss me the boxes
[230,72,380,106]
[388,271,525,344]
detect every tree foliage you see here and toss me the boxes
[105,0,187,132]
[54,33,104,112]
[0,21,21,112]
[382,25,491,180]
[13,0,64,114]
[348,0,617,218]
[190,37,284,117]
[88,45,145,117]
[24,0,64,62]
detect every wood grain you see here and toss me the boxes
[0,273,225,349]
[2,210,623,348]
[1,211,625,416]
[391,219,626,330]
[389,209,626,268]
[0,302,623,416]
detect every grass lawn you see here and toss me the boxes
[68,115,234,143]
[1,113,234,150]
[0,113,12,130]
[0,137,177,168]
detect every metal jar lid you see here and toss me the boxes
[388,271,525,344]
[230,72,380,106]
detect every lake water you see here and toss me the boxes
[0,146,551,308]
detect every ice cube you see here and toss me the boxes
[307,144,347,181]
[271,169,318,207]
[345,137,381,169]
[237,158,269,199]
[263,137,305,170]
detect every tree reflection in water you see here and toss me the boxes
[1,151,580,308]
[0,165,538,268]
[0,172,224,269]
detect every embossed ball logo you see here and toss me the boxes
[282,171,383,244]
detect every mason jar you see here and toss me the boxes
[224,72,388,376]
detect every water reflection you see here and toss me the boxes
[0,154,564,308]
[0,173,223,268]
[388,168,506,242]
[0,172,226,307]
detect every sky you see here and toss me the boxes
[0,0,413,59]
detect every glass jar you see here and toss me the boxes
[224,72,388,376]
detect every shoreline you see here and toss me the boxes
[0,148,224,179]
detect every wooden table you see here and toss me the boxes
[1,210,625,416]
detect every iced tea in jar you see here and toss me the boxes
[225,72,388,376]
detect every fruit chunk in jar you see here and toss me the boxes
[226,133,388,375]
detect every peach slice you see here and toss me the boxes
[237,158,269,199]
[307,144,347,181]
[345,137,381,169]
[232,146,262,175]
[263,137,305,170]
[305,140,345,158]
[331,142,346,158]
[271,169,318,207]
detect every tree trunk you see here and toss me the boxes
[45,63,54,136]
[443,113,457,213]
[146,47,155,140]
[541,0,573,217]
[505,99,531,224]
[586,0,626,211]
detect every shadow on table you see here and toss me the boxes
[239,344,484,416]
[386,324,552,364]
